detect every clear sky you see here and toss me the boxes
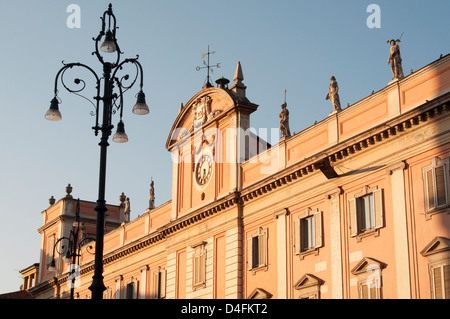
[0,0,449,294]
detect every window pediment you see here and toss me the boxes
[351,257,387,275]
[421,236,450,257]
[248,288,272,299]
[294,273,324,290]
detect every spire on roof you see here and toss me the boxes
[230,61,247,99]
[234,61,244,84]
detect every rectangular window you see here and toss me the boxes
[349,187,384,238]
[192,242,207,289]
[46,235,55,268]
[301,216,315,251]
[432,264,450,299]
[247,228,268,271]
[152,267,166,299]
[359,281,379,299]
[423,157,449,214]
[126,282,134,299]
[360,193,375,232]
[294,209,323,256]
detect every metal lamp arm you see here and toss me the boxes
[111,57,144,91]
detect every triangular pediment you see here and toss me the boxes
[294,273,324,290]
[351,257,387,275]
[248,288,272,299]
[420,236,450,257]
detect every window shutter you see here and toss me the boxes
[349,198,358,237]
[200,252,206,284]
[435,166,448,207]
[259,229,267,267]
[193,255,199,285]
[425,168,435,210]
[373,189,384,229]
[246,237,253,270]
[444,265,450,299]
[433,267,443,299]
[314,210,323,248]
[134,281,139,299]
[193,250,206,286]
[360,283,368,299]
[293,219,300,255]
[160,269,166,298]
[152,269,159,299]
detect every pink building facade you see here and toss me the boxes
[25,54,450,299]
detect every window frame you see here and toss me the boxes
[293,208,323,259]
[246,227,268,273]
[348,186,384,241]
[191,241,207,290]
[422,157,450,220]
[421,236,450,299]
[351,257,385,300]
[125,278,138,299]
[152,266,166,299]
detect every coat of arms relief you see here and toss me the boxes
[191,95,222,130]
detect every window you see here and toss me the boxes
[431,265,450,299]
[152,267,166,299]
[103,287,112,299]
[421,236,450,299]
[359,280,380,299]
[46,235,55,268]
[192,242,207,290]
[351,257,386,299]
[246,227,268,272]
[349,186,384,240]
[294,274,324,299]
[422,157,450,218]
[293,208,323,258]
[125,279,138,299]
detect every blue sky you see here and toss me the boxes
[0,0,449,294]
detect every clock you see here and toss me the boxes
[195,154,213,186]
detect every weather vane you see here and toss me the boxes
[196,45,221,87]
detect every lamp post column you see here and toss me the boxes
[89,62,113,299]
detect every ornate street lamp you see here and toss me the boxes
[49,199,96,299]
[45,4,149,299]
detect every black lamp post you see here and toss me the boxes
[45,4,148,299]
[49,199,96,299]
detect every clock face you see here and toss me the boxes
[195,154,213,186]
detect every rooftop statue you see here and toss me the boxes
[388,39,404,81]
[326,76,342,112]
[149,179,155,210]
[279,102,291,138]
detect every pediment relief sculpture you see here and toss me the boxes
[191,95,222,130]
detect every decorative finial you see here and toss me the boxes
[65,184,73,198]
[119,192,126,204]
[196,45,221,88]
[233,61,244,84]
[230,61,247,99]
[49,196,55,206]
